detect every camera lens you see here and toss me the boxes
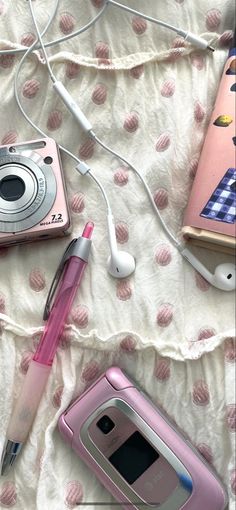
[0,175,25,201]
[96,415,115,434]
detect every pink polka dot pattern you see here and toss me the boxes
[1,131,17,145]
[95,41,109,59]
[192,380,210,406]
[79,139,95,160]
[47,110,62,131]
[123,112,139,133]
[166,48,184,62]
[65,481,83,509]
[81,361,100,383]
[191,53,205,71]
[65,62,80,79]
[70,192,85,213]
[195,272,210,292]
[189,157,199,179]
[197,328,216,341]
[52,385,64,408]
[20,351,33,374]
[71,304,89,328]
[59,330,71,350]
[120,335,136,352]
[224,337,236,363]
[114,167,129,186]
[91,0,104,7]
[153,188,169,210]
[0,50,15,69]
[0,293,5,313]
[132,16,147,35]
[230,469,236,495]
[154,358,171,381]
[59,13,75,35]
[29,268,46,292]
[116,280,132,301]
[226,404,236,431]
[156,304,173,328]
[219,30,233,47]
[206,9,221,31]
[155,133,170,152]
[130,64,144,79]
[0,482,17,507]
[115,222,129,244]
[0,247,8,257]
[20,32,36,47]
[172,36,185,48]
[22,79,40,99]
[194,101,205,123]
[155,244,172,266]
[92,83,107,105]
[197,443,213,464]
[161,79,175,97]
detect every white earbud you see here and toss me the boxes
[181,248,236,291]
[107,212,135,278]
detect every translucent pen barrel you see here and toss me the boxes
[34,256,86,365]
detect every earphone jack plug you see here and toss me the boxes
[207,45,215,52]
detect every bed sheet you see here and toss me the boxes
[0,1,235,509]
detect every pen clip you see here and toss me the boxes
[43,239,77,321]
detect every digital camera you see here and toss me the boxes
[0,137,71,246]
[59,367,227,510]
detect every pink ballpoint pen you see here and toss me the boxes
[1,222,94,475]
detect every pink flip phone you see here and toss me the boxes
[58,367,227,510]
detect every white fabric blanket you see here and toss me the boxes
[0,1,235,509]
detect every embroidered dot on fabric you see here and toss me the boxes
[192,380,210,406]
[59,330,71,350]
[155,244,172,266]
[114,167,129,186]
[156,304,173,327]
[132,16,147,35]
[172,36,186,48]
[70,192,85,214]
[224,337,236,363]
[81,361,100,383]
[129,64,144,79]
[0,482,17,507]
[22,79,40,99]
[155,132,170,152]
[206,8,222,31]
[166,48,184,62]
[219,30,233,47]
[190,53,205,71]
[65,480,83,509]
[20,32,36,47]
[0,51,15,69]
[153,188,169,210]
[71,304,89,328]
[197,443,213,464]
[195,271,210,292]
[47,110,63,131]
[161,79,175,97]
[226,404,236,432]
[154,358,171,381]
[194,101,205,123]
[116,280,132,301]
[120,335,137,352]
[20,351,33,374]
[65,62,80,79]
[1,131,18,145]
[29,268,46,292]
[197,328,216,341]
[230,469,236,495]
[79,139,95,160]
[91,0,105,7]
[59,13,76,35]
[95,41,109,59]
[91,83,107,105]
[123,112,139,133]
[115,222,129,244]
[52,385,64,408]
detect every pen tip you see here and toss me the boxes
[82,222,94,239]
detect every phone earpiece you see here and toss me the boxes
[107,251,135,278]
[181,249,236,291]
